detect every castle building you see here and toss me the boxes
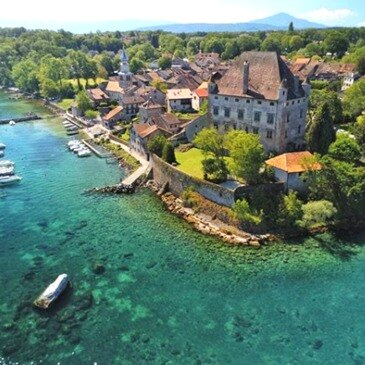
[209,51,311,153]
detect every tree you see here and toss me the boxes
[158,55,172,70]
[225,130,265,185]
[129,58,144,73]
[12,58,39,93]
[233,199,262,227]
[328,134,361,163]
[288,22,294,33]
[162,142,176,164]
[278,191,303,228]
[194,128,227,182]
[324,31,349,57]
[261,36,282,53]
[147,135,166,157]
[151,79,168,93]
[307,102,336,155]
[353,115,365,147]
[343,79,365,117]
[298,200,337,229]
[76,90,92,113]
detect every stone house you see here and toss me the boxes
[120,95,145,120]
[195,52,221,68]
[102,106,123,129]
[192,88,208,111]
[166,88,194,113]
[341,72,361,90]
[265,151,321,192]
[135,86,166,106]
[209,51,311,153]
[87,88,109,107]
[105,81,124,102]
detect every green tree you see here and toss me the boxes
[233,199,262,227]
[278,191,303,228]
[343,79,365,117]
[158,55,172,70]
[353,115,365,147]
[147,135,167,157]
[201,157,228,182]
[298,200,337,229]
[225,130,265,185]
[288,21,294,33]
[324,31,349,57]
[76,90,92,113]
[194,128,225,159]
[328,134,361,163]
[12,58,39,93]
[307,102,336,155]
[162,142,176,164]
[129,58,144,73]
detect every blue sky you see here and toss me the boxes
[0,0,364,31]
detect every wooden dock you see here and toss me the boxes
[82,139,112,158]
[0,114,41,125]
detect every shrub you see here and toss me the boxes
[298,200,337,229]
[162,142,176,164]
[181,187,197,208]
[233,199,262,226]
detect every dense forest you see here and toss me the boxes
[0,25,364,98]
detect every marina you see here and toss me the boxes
[0,113,41,125]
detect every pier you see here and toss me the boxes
[0,114,41,125]
[82,139,112,158]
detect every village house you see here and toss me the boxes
[102,106,123,129]
[120,95,145,120]
[209,51,311,153]
[341,71,361,90]
[135,86,166,106]
[139,100,164,122]
[87,88,109,107]
[192,87,208,111]
[166,88,194,113]
[195,52,221,68]
[265,151,321,192]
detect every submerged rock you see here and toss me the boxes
[312,339,323,350]
[92,262,106,275]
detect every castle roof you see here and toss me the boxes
[215,51,306,100]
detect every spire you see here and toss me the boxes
[121,46,128,62]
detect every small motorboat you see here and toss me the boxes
[0,143,6,150]
[9,121,16,126]
[33,274,69,309]
[0,160,14,168]
[0,166,15,176]
[66,130,79,136]
[0,151,4,158]
[78,149,91,157]
[0,175,22,185]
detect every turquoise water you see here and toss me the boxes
[0,93,365,365]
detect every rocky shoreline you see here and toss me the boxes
[146,180,275,248]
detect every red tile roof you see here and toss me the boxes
[265,151,321,173]
[133,123,159,138]
[88,88,109,101]
[104,106,123,121]
[194,88,208,98]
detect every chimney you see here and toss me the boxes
[243,61,249,94]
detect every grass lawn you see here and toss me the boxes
[175,148,205,179]
[175,147,234,180]
[57,98,74,110]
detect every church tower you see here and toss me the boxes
[118,46,133,88]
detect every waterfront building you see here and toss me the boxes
[209,51,311,153]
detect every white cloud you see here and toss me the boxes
[305,7,355,24]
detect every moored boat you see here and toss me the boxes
[0,151,4,158]
[66,130,79,136]
[78,148,91,157]
[0,175,21,185]
[33,274,69,309]
[0,143,6,149]
[0,160,14,168]
[0,166,15,176]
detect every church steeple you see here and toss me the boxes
[119,46,130,75]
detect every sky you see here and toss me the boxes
[0,0,364,32]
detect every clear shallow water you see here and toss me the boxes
[0,93,365,365]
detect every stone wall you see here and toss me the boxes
[234,182,284,201]
[152,155,235,207]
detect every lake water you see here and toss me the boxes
[0,93,364,365]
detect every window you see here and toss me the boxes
[292,101,295,105]
[254,111,261,122]
[214,96,218,100]
[253,128,259,134]
[300,109,303,118]
[235,98,239,102]
[246,99,250,103]
[285,130,288,139]
[245,126,249,133]
[266,130,273,139]
[297,100,300,104]
[224,97,228,101]
[257,101,262,105]
[238,109,244,120]
[298,125,302,134]
[286,113,290,123]
[224,107,230,118]
[213,106,219,116]
[270,102,275,106]
[267,113,274,124]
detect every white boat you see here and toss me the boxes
[0,143,6,150]
[78,149,91,157]
[9,121,16,126]
[62,120,72,125]
[66,130,79,136]
[0,175,21,185]
[0,166,15,176]
[33,274,69,309]
[0,160,14,168]
[0,151,4,158]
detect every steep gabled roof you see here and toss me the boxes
[216,51,305,100]
[104,106,123,121]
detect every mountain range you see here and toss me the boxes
[136,13,326,33]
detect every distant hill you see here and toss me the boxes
[136,12,326,33]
